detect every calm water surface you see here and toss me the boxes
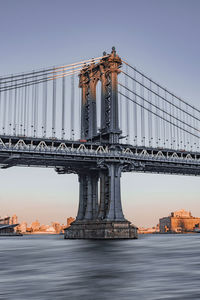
[0,234,200,300]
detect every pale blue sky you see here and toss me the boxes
[0,0,200,227]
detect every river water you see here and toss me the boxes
[0,234,199,300]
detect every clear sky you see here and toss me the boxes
[0,0,200,227]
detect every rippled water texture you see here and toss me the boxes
[0,234,200,300]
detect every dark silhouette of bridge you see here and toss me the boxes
[0,47,199,238]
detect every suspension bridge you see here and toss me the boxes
[0,47,199,239]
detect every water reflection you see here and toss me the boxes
[0,234,200,299]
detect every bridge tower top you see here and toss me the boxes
[79,47,122,144]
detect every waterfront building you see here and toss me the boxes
[14,217,75,234]
[52,222,62,234]
[17,222,27,234]
[0,216,19,235]
[159,209,200,233]
[30,220,40,232]
[10,214,18,225]
[39,224,48,232]
[46,226,56,234]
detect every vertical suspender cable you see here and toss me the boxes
[188,106,191,151]
[169,95,173,149]
[193,109,195,151]
[198,115,200,151]
[71,68,75,140]
[13,81,17,135]
[42,72,47,137]
[183,104,186,149]
[195,110,198,152]
[185,104,189,151]
[133,69,137,146]
[79,86,81,139]
[0,81,1,133]
[34,81,36,137]
[3,85,7,135]
[41,75,44,137]
[8,76,13,135]
[61,72,65,139]
[24,79,27,136]
[148,80,152,147]
[31,78,35,137]
[172,96,176,149]
[52,69,56,138]
[179,101,183,149]
[197,111,200,151]
[125,65,129,144]
[156,86,159,147]
[34,77,38,137]
[165,96,168,149]
[18,88,20,135]
[26,84,29,137]
[20,76,24,135]
[190,110,192,151]
[119,84,122,131]
[189,109,192,151]
[193,108,196,151]
[140,75,145,146]
[44,75,47,137]
[162,91,166,148]
[176,105,179,150]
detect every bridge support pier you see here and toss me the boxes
[64,48,137,239]
[64,164,138,239]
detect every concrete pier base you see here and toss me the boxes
[64,220,138,239]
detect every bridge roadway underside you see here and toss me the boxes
[1,136,200,239]
[0,136,200,176]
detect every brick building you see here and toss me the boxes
[159,209,200,233]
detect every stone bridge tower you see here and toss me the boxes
[64,48,138,239]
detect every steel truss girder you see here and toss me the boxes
[0,136,200,175]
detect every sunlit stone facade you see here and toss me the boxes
[159,209,200,233]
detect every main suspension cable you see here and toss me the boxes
[119,83,200,134]
[122,59,200,115]
[0,69,81,92]
[121,70,200,123]
[0,55,109,81]
[118,91,200,139]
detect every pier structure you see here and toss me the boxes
[65,48,137,239]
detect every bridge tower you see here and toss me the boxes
[64,48,138,239]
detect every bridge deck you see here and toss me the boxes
[0,135,200,176]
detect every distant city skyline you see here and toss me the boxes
[0,0,200,227]
[1,168,199,227]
